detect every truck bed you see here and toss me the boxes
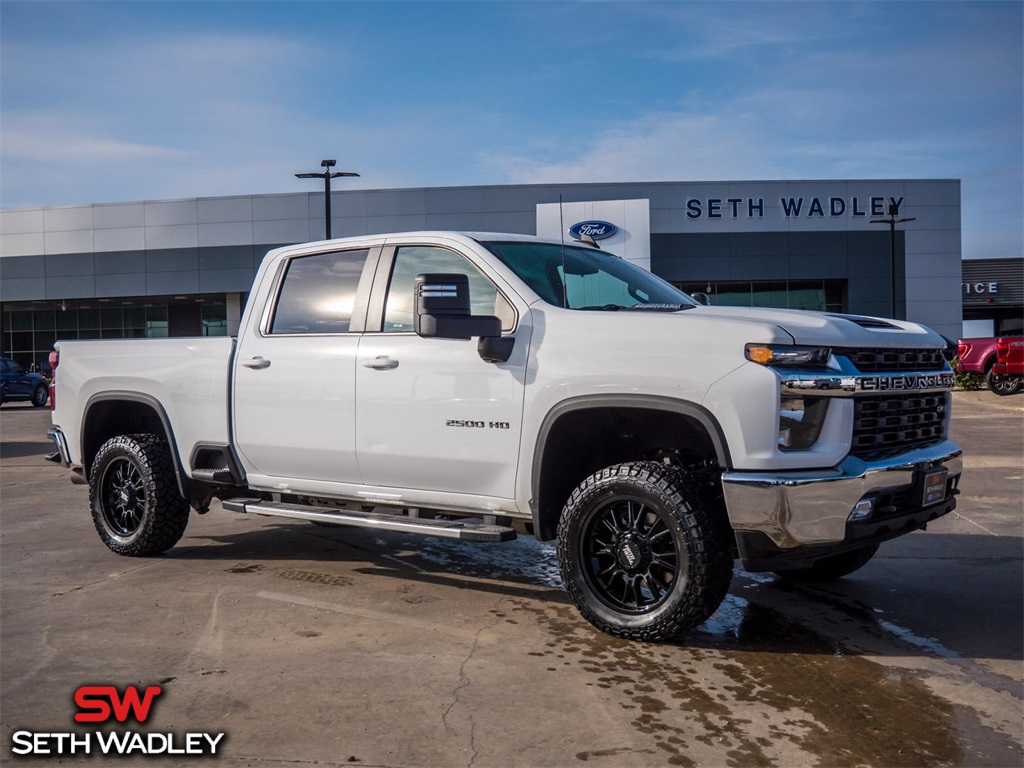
[51,337,236,472]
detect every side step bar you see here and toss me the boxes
[221,498,517,543]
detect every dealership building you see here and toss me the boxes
[1,179,968,370]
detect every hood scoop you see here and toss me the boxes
[825,313,898,329]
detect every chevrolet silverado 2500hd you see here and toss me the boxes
[48,232,962,641]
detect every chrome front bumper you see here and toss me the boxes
[721,440,962,549]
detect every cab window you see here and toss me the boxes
[270,249,369,334]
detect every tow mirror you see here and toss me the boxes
[414,274,514,363]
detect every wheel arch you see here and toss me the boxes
[530,396,732,541]
[80,392,196,501]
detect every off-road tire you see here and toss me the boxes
[31,383,48,407]
[988,375,1022,396]
[89,434,189,556]
[557,461,734,642]
[774,543,880,583]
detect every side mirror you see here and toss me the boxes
[414,274,515,364]
[415,273,500,339]
[690,291,711,306]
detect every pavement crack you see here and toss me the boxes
[441,595,505,767]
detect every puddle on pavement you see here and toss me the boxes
[222,540,1014,765]
[389,536,563,588]
[509,597,966,767]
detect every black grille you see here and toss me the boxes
[838,348,946,372]
[851,393,948,459]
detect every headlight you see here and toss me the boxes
[778,395,829,450]
[746,344,832,367]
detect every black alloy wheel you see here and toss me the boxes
[579,497,683,614]
[89,434,189,556]
[557,462,733,642]
[100,456,148,537]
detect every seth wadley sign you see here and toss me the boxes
[685,195,906,220]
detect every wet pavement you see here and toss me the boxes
[1,390,1021,767]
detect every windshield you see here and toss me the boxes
[480,241,697,311]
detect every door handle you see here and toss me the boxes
[242,356,271,369]
[361,356,399,370]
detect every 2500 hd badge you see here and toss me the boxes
[445,420,510,429]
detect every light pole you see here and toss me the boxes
[295,159,359,240]
[870,203,916,319]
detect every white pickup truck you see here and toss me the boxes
[48,231,962,641]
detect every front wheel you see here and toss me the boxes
[89,434,189,556]
[988,375,1022,396]
[31,383,48,407]
[557,462,733,642]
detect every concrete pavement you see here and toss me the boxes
[1,391,1021,767]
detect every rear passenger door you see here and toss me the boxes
[233,246,377,486]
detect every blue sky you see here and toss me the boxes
[1,1,1021,258]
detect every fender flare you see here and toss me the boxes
[529,394,733,536]
[81,391,197,500]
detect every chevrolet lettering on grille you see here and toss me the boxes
[858,373,954,392]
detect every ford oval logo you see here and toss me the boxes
[568,220,617,240]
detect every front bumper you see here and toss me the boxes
[721,440,962,565]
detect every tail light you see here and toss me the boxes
[957,342,969,359]
[996,339,1009,364]
[48,350,58,410]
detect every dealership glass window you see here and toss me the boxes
[675,280,846,313]
[270,249,368,335]
[202,304,227,336]
[1,296,230,370]
[382,246,514,333]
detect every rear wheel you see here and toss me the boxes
[557,462,733,642]
[774,543,879,583]
[988,375,1022,396]
[89,434,189,556]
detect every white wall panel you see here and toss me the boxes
[254,218,311,245]
[198,221,254,247]
[253,194,309,221]
[44,206,93,232]
[145,200,198,226]
[0,233,45,258]
[94,203,145,229]
[94,227,146,252]
[198,196,253,224]
[145,224,199,249]
[44,229,93,254]
[1,209,44,235]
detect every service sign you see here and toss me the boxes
[569,221,617,240]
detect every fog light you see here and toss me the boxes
[848,499,874,521]
[778,396,830,450]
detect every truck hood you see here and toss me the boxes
[690,306,944,348]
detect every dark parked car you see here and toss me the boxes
[0,356,49,407]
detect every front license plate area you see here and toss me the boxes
[921,467,948,507]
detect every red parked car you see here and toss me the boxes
[956,337,1002,377]
[988,337,1023,396]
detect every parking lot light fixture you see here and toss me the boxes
[871,203,916,320]
[295,159,360,239]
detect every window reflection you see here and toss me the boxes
[271,249,368,334]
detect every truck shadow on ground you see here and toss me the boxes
[173,520,1023,662]
[0,440,55,459]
